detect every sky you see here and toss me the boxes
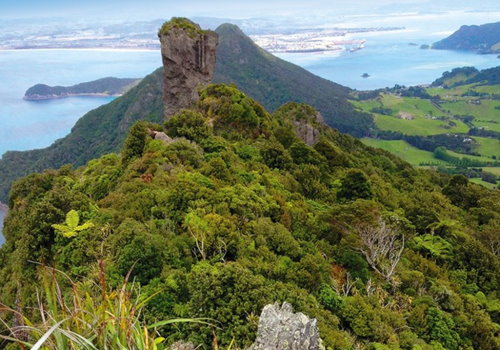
[2,0,499,21]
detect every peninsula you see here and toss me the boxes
[433,21,500,54]
[24,77,141,100]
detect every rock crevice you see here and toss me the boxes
[159,18,218,119]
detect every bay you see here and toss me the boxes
[276,32,500,91]
[0,49,161,243]
[0,49,161,157]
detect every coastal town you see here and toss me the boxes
[0,18,402,53]
[249,26,402,54]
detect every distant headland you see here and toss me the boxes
[24,77,141,100]
[433,21,500,54]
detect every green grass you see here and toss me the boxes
[0,266,207,350]
[361,138,448,166]
[472,137,500,159]
[473,84,500,94]
[355,94,469,136]
[380,94,443,117]
[350,99,379,112]
[481,167,500,176]
[373,113,468,136]
[426,84,477,99]
[469,178,499,189]
[447,150,495,163]
[441,99,500,132]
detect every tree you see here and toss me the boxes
[338,170,373,201]
[121,122,147,167]
[164,109,211,143]
[356,217,404,282]
[477,219,500,257]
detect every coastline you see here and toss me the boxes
[24,92,123,101]
[0,48,160,53]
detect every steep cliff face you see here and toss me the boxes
[159,18,218,119]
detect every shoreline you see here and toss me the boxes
[24,92,123,101]
[0,202,8,213]
[0,47,160,53]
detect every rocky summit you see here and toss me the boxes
[159,18,218,119]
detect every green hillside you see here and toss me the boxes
[0,23,372,203]
[352,66,500,186]
[360,139,448,166]
[214,23,374,136]
[433,21,500,54]
[1,85,498,349]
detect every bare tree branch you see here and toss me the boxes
[357,217,404,283]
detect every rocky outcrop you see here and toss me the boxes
[147,129,175,144]
[159,18,218,120]
[291,113,323,146]
[275,103,325,146]
[248,302,324,350]
[170,341,195,350]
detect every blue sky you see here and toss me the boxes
[1,0,499,21]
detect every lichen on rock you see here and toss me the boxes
[248,302,325,350]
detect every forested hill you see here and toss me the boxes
[0,23,373,203]
[431,66,500,87]
[1,84,498,349]
[213,23,374,136]
[24,77,140,100]
[433,21,500,54]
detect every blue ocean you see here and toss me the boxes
[0,49,161,242]
[0,49,161,157]
[276,31,499,90]
[0,15,499,242]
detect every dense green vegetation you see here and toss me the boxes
[1,85,499,349]
[214,24,374,137]
[0,67,164,202]
[0,23,373,203]
[432,21,500,54]
[158,17,207,38]
[24,77,140,100]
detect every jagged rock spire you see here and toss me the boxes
[249,302,325,350]
[158,18,218,120]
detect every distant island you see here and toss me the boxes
[24,77,141,100]
[433,21,500,54]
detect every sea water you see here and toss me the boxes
[0,49,161,242]
[275,31,499,90]
[0,49,161,157]
[1,16,500,243]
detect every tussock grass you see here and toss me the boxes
[0,264,210,350]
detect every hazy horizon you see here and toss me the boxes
[2,0,500,22]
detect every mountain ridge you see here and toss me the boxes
[1,80,498,349]
[0,22,373,202]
